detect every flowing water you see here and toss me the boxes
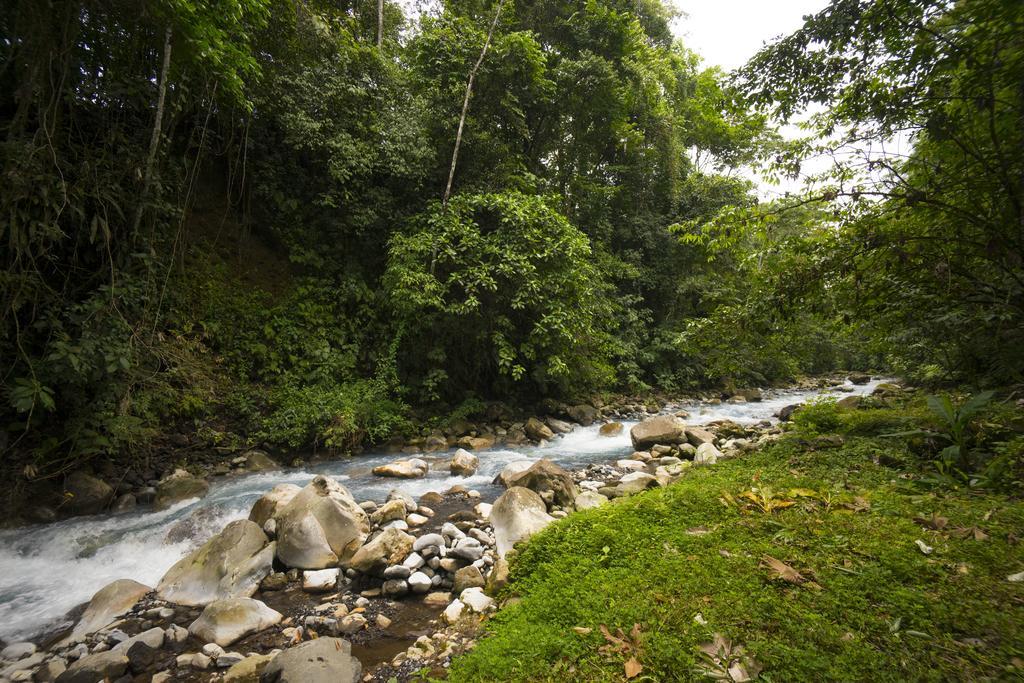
[0,378,886,643]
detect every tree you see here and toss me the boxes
[737,0,1024,382]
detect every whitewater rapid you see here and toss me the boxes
[0,378,885,643]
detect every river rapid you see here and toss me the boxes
[0,378,886,644]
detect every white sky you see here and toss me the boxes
[671,0,828,72]
[672,0,832,198]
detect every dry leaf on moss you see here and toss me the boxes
[761,555,805,584]
[624,657,643,679]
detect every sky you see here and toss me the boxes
[672,0,832,197]
[671,0,828,72]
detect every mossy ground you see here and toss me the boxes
[444,399,1024,682]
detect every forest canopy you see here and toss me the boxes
[1,0,1021,475]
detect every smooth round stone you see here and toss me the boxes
[383,565,412,580]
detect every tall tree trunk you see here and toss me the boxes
[132,26,172,239]
[378,0,384,50]
[442,0,507,207]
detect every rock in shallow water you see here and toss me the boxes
[260,637,361,683]
[62,578,151,645]
[490,487,555,558]
[275,476,369,570]
[372,459,428,478]
[157,519,274,606]
[630,415,687,450]
[189,598,283,647]
[154,469,210,510]
[449,449,479,476]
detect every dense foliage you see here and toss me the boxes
[2,0,1021,479]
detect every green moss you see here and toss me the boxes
[447,436,1024,682]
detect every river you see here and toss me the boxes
[0,378,885,644]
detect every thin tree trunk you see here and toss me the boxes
[132,26,172,239]
[378,0,384,49]
[442,0,507,207]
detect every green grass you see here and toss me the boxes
[446,432,1024,681]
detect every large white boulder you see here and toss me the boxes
[188,598,282,647]
[630,415,687,450]
[248,483,301,527]
[60,578,151,645]
[371,459,428,478]
[490,487,555,558]
[275,476,369,569]
[449,449,479,476]
[348,527,415,575]
[157,520,274,606]
[260,637,362,683]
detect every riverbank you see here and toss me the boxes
[5,376,1001,682]
[446,390,1024,681]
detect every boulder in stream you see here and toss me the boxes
[490,487,555,558]
[249,484,301,527]
[260,637,362,683]
[60,578,151,645]
[63,471,114,516]
[275,476,369,569]
[189,597,283,647]
[154,469,210,510]
[157,519,274,606]
[449,449,479,476]
[630,415,687,450]
[371,459,429,478]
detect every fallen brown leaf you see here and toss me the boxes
[761,555,805,584]
[624,657,643,679]
[950,526,988,541]
[914,512,948,530]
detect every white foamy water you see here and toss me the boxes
[0,378,884,643]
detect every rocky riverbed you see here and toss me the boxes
[0,375,893,682]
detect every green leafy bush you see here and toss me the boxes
[386,192,614,400]
[791,398,843,436]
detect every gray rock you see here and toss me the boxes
[154,469,210,510]
[157,519,274,606]
[0,642,36,660]
[412,533,445,552]
[275,476,369,569]
[111,627,165,654]
[685,427,716,447]
[188,598,283,647]
[490,487,555,558]
[61,579,151,645]
[574,491,609,511]
[449,449,479,476]
[545,417,573,434]
[524,417,554,441]
[617,472,660,495]
[566,404,599,426]
[407,572,432,593]
[63,471,114,516]
[382,565,409,581]
[694,442,722,465]
[260,637,361,683]
[249,484,301,527]
[499,458,577,507]
[452,565,485,593]
[630,415,687,450]
[302,568,340,592]
[372,459,428,479]
[54,651,128,683]
[348,527,414,575]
